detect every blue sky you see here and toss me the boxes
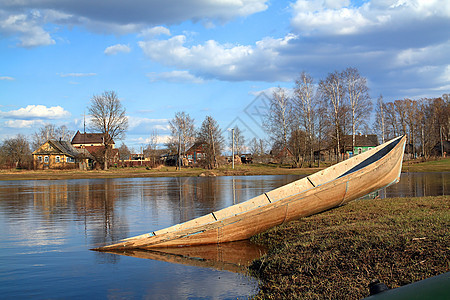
[1,0,449,151]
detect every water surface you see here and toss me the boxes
[0,173,447,299]
[0,175,300,299]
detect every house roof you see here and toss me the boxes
[71,131,114,145]
[33,140,82,157]
[343,134,379,148]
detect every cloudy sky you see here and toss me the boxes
[1,0,449,150]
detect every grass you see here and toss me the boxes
[403,157,450,172]
[1,158,448,181]
[0,163,321,181]
[249,195,450,299]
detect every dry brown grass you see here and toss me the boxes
[249,196,450,299]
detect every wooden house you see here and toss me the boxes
[186,142,208,164]
[343,134,379,156]
[33,140,89,170]
[269,146,294,164]
[71,131,119,167]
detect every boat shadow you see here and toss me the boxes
[100,240,267,274]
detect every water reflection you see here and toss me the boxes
[102,240,267,274]
[379,172,449,198]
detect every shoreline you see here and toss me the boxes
[0,158,448,181]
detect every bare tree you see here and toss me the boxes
[293,72,317,166]
[318,71,347,161]
[144,129,159,166]
[0,134,32,169]
[374,94,386,143]
[168,111,195,168]
[264,87,294,163]
[394,99,408,135]
[88,91,128,170]
[343,67,372,151]
[249,137,266,156]
[405,99,420,157]
[229,126,245,156]
[32,124,74,151]
[289,129,307,167]
[197,116,224,169]
[118,143,131,161]
[384,102,398,139]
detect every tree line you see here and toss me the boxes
[264,68,449,166]
[1,75,448,169]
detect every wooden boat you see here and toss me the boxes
[94,135,406,251]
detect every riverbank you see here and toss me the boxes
[0,157,448,181]
[249,195,449,299]
[0,164,320,181]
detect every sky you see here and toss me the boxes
[1,0,449,151]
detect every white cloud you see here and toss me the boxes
[1,105,71,120]
[104,44,131,55]
[0,12,55,47]
[0,76,14,80]
[138,34,297,81]
[290,0,450,37]
[139,26,171,39]
[148,71,204,83]
[4,119,45,128]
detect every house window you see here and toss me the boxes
[38,156,42,163]
[44,156,49,163]
[66,157,74,163]
[55,156,60,163]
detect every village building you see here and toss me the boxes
[32,140,91,170]
[71,131,119,167]
[343,134,379,156]
[186,142,208,164]
[269,146,294,164]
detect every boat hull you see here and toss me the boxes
[94,136,406,250]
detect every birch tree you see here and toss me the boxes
[264,87,293,163]
[343,67,372,151]
[318,71,347,161]
[384,102,398,139]
[293,72,317,165]
[168,111,195,167]
[374,95,386,143]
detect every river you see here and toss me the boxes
[0,173,448,299]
